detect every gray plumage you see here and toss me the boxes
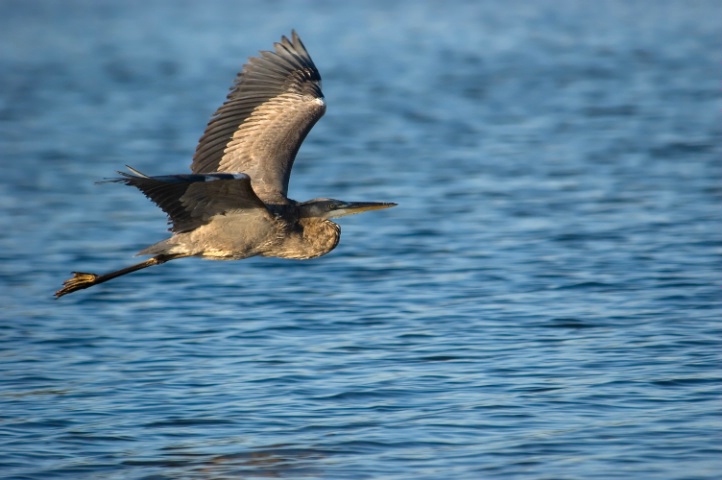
[56,31,395,298]
[191,31,325,203]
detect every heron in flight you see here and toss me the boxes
[56,31,395,298]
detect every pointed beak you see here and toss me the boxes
[329,201,397,218]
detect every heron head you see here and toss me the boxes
[299,198,396,219]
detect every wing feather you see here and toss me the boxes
[114,169,271,233]
[190,31,325,204]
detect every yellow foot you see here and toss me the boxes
[55,272,99,298]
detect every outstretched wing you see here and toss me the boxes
[190,31,326,204]
[114,168,271,233]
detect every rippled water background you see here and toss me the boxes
[1,1,720,479]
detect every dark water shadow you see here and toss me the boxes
[124,442,326,479]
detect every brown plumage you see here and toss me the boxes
[56,31,395,298]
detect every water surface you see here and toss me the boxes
[1,1,720,479]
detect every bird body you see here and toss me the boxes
[56,31,395,298]
[143,213,340,261]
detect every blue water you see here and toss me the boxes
[1,1,720,478]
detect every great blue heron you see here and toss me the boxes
[55,31,395,298]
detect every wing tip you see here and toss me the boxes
[189,30,323,177]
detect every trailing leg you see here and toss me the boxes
[55,254,181,298]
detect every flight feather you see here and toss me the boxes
[190,31,325,204]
